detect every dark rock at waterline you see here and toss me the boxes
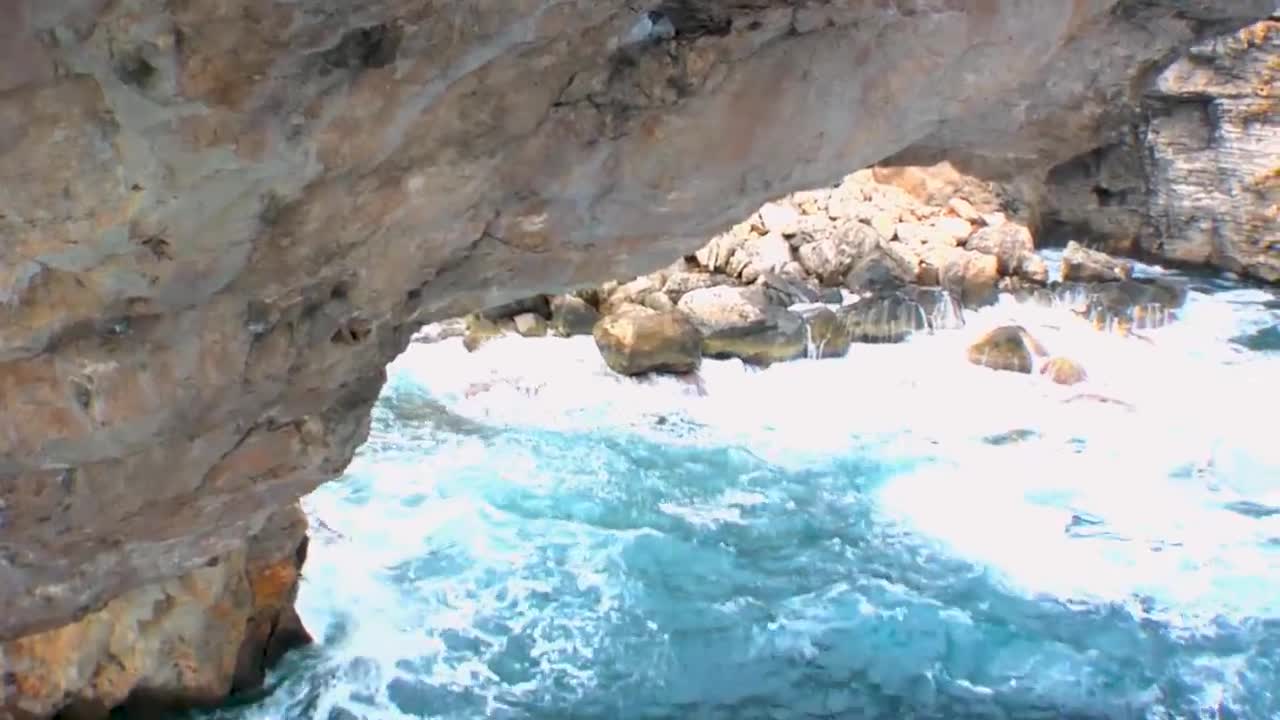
[1061,240,1133,283]
[549,294,601,337]
[843,242,919,292]
[676,286,809,365]
[838,292,930,343]
[837,286,964,344]
[704,306,809,365]
[758,269,822,305]
[593,307,703,376]
[903,285,966,330]
[998,276,1056,305]
[797,306,851,358]
[1055,277,1188,333]
[967,325,1048,373]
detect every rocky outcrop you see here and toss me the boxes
[1,1,1276,716]
[1,504,309,718]
[1039,17,1280,281]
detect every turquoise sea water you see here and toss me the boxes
[195,257,1280,720]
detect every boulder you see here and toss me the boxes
[1061,240,1134,283]
[947,197,984,223]
[662,270,733,300]
[903,285,966,330]
[677,286,807,365]
[512,312,548,337]
[844,242,920,292]
[727,233,794,283]
[678,285,772,332]
[694,223,752,274]
[758,270,822,306]
[797,306,851,358]
[1073,278,1187,333]
[602,275,665,314]
[965,223,1045,282]
[757,201,803,237]
[837,291,931,343]
[479,295,551,322]
[593,309,703,376]
[895,219,971,247]
[937,247,1001,307]
[463,313,507,352]
[967,325,1049,373]
[1041,357,1088,385]
[548,295,601,337]
[642,292,676,312]
[702,307,809,365]
[796,222,883,285]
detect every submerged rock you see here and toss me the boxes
[967,325,1049,373]
[1041,356,1088,385]
[1061,241,1134,283]
[593,309,703,376]
[1056,277,1188,333]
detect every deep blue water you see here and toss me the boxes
[192,266,1280,720]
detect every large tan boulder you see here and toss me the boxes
[593,308,703,376]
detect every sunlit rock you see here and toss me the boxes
[593,308,703,376]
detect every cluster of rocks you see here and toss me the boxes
[421,169,1190,382]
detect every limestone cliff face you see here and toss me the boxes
[0,0,1275,716]
[1039,15,1280,280]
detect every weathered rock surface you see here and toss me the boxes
[967,326,1050,374]
[548,294,600,337]
[1039,18,1280,281]
[1061,240,1135,283]
[1,0,1275,716]
[1,504,309,719]
[592,308,702,376]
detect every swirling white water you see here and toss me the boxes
[194,254,1280,720]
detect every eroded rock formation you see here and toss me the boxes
[0,0,1275,716]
